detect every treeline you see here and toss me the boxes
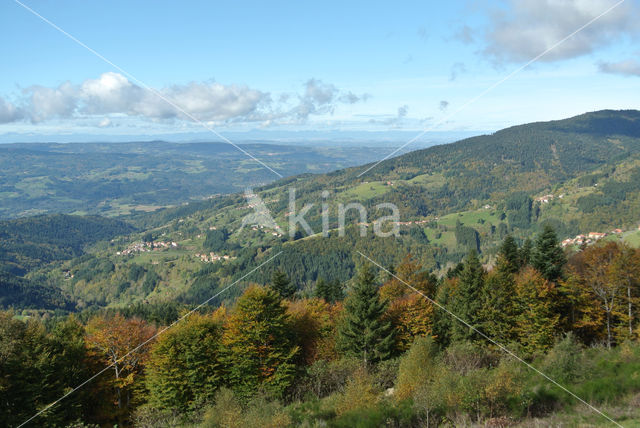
[3,226,640,426]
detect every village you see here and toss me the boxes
[561,228,628,248]
[116,240,178,256]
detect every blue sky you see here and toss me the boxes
[1,0,639,141]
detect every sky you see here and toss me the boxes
[1,0,639,142]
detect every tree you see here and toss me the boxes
[519,238,533,267]
[85,314,156,420]
[395,336,439,401]
[578,243,623,348]
[0,313,89,427]
[314,277,343,303]
[380,255,437,352]
[559,271,606,345]
[479,237,519,343]
[531,225,566,282]
[513,267,559,353]
[449,250,485,343]
[145,313,224,412]
[338,264,395,364]
[270,270,296,299]
[497,235,520,274]
[222,285,299,400]
[610,245,640,340]
[287,298,338,364]
[480,270,516,344]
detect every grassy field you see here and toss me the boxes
[338,181,391,201]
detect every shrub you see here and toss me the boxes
[334,367,380,416]
[395,336,439,401]
[540,333,583,384]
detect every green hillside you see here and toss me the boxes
[6,110,634,311]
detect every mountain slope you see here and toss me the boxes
[11,110,640,310]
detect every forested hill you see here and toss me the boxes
[385,109,640,178]
[243,109,640,218]
[0,214,135,274]
[0,214,134,310]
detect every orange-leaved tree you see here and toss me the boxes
[85,313,156,417]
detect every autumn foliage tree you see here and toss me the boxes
[380,255,437,352]
[513,267,559,354]
[287,297,340,364]
[85,314,156,420]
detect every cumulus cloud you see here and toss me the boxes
[0,73,364,126]
[0,97,23,124]
[483,0,639,64]
[290,78,368,121]
[598,59,640,76]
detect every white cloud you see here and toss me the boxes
[598,58,640,76]
[98,117,113,128]
[290,78,368,121]
[0,74,366,127]
[0,97,23,123]
[27,82,78,122]
[483,0,639,64]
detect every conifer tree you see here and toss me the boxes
[449,250,485,342]
[338,265,395,364]
[498,235,520,274]
[531,225,566,282]
[519,238,533,267]
[314,277,343,303]
[480,271,516,343]
[271,270,296,299]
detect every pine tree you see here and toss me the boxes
[479,236,519,342]
[498,235,520,274]
[315,277,343,303]
[338,265,395,364]
[519,238,533,267]
[531,225,566,282]
[449,250,485,342]
[271,270,296,299]
[480,270,516,343]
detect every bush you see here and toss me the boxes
[296,358,361,399]
[443,341,497,375]
[202,388,290,428]
[202,388,243,428]
[395,336,439,401]
[334,367,380,416]
[540,333,583,384]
